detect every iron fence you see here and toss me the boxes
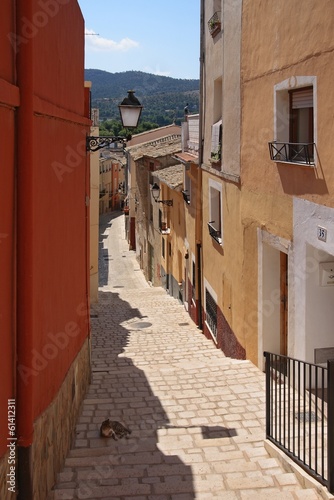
[264,351,334,493]
[268,141,315,165]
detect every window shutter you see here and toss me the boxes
[291,88,313,109]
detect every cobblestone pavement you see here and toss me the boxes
[50,212,331,500]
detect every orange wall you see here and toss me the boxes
[33,0,85,116]
[0,107,17,457]
[0,0,18,458]
[0,0,91,455]
[30,119,89,417]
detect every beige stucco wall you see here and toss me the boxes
[202,0,242,178]
[201,174,245,350]
[242,0,334,206]
[168,191,187,287]
[240,0,334,364]
[201,0,246,358]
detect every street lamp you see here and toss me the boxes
[86,90,143,152]
[151,183,173,206]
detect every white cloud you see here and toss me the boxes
[85,29,139,52]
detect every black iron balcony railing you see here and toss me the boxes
[99,189,107,198]
[264,352,334,494]
[208,11,221,36]
[208,222,222,244]
[182,190,190,205]
[268,141,315,165]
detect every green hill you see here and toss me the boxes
[85,69,200,125]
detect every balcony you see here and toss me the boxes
[208,222,222,244]
[182,190,190,205]
[208,12,221,37]
[268,141,315,166]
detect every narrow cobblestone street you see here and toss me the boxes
[50,212,330,500]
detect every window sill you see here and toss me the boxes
[272,160,316,168]
[209,158,221,165]
[211,236,223,245]
[208,222,223,245]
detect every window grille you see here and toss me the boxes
[206,289,217,339]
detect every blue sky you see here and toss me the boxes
[77,0,200,80]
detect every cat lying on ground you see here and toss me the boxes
[100,419,132,440]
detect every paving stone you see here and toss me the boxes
[49,212,328,500]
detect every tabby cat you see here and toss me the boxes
[100,419,132,440]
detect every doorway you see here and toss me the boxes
[148,243,154,284]
[260,242,289,366]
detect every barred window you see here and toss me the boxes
[205,289,217,339]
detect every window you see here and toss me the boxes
[162,237,165,259]
[289,87,314,161]
[269,76,316,165]
[210,77,223,164]
[159,209,162,229]
[211,120,222,162]
[208,179,223,245]
[205,287,217,340]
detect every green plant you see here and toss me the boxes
[211,145,221,161]
[209,18,220,32]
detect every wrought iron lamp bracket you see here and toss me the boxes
[156,199,173,207]
[86,135,132,152]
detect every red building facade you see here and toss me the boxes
[0,1,91,498]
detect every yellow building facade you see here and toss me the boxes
[200,0,334,368]
[200,0,245,360]
[241,0,334,368]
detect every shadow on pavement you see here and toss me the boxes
[80,289,196,498]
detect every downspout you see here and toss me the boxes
[16,0,34,497]
[197,0,205,329]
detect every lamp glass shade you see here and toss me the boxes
[119,105,142,128]
[118,90,143,129]
[151,183,160,201]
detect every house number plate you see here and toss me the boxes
[317,226,327,242]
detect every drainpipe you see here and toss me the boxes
[196,0,205,329]
[16,0,34,497]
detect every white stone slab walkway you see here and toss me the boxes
[49,212,332,500]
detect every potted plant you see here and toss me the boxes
[208,18,221,36]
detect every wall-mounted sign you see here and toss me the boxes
[319,262,334,286]
[317,226,327,242]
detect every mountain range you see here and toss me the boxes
[84,69,200,125]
